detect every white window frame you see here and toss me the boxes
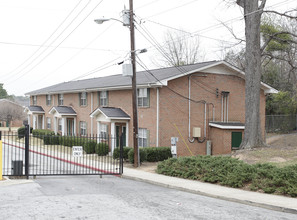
[46,95,51,106]
[80,92,87,106]
[58,119,62,131]
[33,96,37,105]
[138,128,148,147]
[137,88,149,107]
[100,91,108,107]
[47,117,51,129]
[80,121,87,136]
[58,94,64,106]
[100,124,108,139]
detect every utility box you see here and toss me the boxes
[206,141,212,155]
[11,160,23,176]
[193,127,201,138]
[122,9,130,26]
[122,64,133,77]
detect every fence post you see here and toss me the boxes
[25,124,29,179]
[0,131,2,180]
[120,134,124,175]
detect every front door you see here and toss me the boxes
[116,125,127,147]
[67,118,74,136]
[38,115,43,129]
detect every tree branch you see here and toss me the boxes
[261,31,297,53]
[264,10,297,19]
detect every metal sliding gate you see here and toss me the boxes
[1,125,123,178]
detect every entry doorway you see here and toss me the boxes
[116,125,126,147]
[67,118,74,136]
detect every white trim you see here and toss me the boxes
[156,88,159,147]
[209,122,245,130]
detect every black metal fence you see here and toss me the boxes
[265,115,297,133]
[1,125,123,178]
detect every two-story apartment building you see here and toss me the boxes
[25,61,277,156]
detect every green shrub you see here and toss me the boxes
[128,148,147,164]
[32,129,55,137]
[17,126,33,139]
[156,155,297,197]
[145,147,172,162]
[84,141,97,154]
[113,147,132,160]
[95,142,109,156]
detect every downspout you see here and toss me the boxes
[226,94,229,122]
[188,76,195,143]
[221,95,223,122]
[91,92,93,135]
[156,87,159,147]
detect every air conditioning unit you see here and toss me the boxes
[193,127,201,138]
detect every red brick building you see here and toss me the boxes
[25,61,277,156]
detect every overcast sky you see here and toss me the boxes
[0,0,295,96]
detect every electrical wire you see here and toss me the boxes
[6,0,105,85]
[1,0,85,81]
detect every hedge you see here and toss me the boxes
[145,147,172,162]
[17,126,33,139]
[113,147,132,160]
[32,129,55,136]
[157,155,297,197]
[95,142,109,156]
[128,148,147,164]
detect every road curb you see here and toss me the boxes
[122,174,297,215]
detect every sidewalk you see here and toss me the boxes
[122,167,297,214]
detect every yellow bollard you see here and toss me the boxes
[0,140,2,180]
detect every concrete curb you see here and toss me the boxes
[122,172,297,215]
[0,177,33,186]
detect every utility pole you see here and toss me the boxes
[129,0,139,167]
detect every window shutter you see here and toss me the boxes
[106,91,109,106]
[85,92,88,106]
[79,93,81,106]
[146,129,150,147]
[147,88,150,107]
[106,124,109,138]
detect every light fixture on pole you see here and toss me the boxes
[94,0,140,167]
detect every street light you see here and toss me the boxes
[94,1,140,167]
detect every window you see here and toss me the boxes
[58,94,64,106]
[99,91,108,107]
[58,119,62,131]
[79,92,87,106]
[100,124,108,138]
[47,117,51,129]
[46,95,51,106]
[138,128,148,147]
[80,121,87,136]
[137,88,150,107]
[33,96,37,105]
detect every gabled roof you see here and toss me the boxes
[24,105,45,114]
[0,99,25,108]
[90,107,130,120]
[25,60,278,95]
[49,106,77,116]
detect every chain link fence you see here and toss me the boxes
[266,115,297,133]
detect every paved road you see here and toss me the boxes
[0,176,296,220]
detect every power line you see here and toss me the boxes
[1,0,85,81]
[6,0,105,85]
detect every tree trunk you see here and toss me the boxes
[239,0,266,149]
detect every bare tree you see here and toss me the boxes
[155,30,204,67]
[236,0,297,149]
